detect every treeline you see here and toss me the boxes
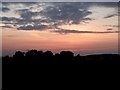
[2,50,120,64]
[2,50,120,90]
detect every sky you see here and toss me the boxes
[1,0,119,2]
[1,2,119,56]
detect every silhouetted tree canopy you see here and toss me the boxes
[2,50,120,90]
[13,51,24,59]
[2,50,120,64]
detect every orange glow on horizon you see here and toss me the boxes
[2,28,118,55]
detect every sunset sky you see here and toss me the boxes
[1,2,119,56]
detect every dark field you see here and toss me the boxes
[2,50,120,89]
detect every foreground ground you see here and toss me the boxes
[2,50,120,89]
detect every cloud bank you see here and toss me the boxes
[1,2,118,34]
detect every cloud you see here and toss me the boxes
[2,2,37,6]
[52,29,118,34]
[16,9,40,19]
[1,2,94,30]
[17,25,49,30]
[92,2,118,8]
[1,16,27,25]
[2,17,18,21]
[106,28,113,30]
[104,25,120,27]
[2,25,12,28]
[2,7,10,12]
[104,14,117,18]
[17,9,29,12]
[1,2,117,31]
[41,3,93,25]
[2,16,45,25]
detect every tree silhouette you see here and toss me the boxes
[13,51,24,59]
[2,50,120,90]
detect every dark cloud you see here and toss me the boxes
[92,2,118,8]
[51,2,118,10]
[52,29,118,34]
[104,25,120,27]
[2,2,37,6]
[1,2,117,31]
[2,3,94,30]
[15,2,93,25]
[2,17,18,21]
[17,9,29,12]
[2,16,43,25]
[2,7,10,12]
[1,16,51,30]
[41,3,93,25]
[104,14,117,18]
[16,9,40,19]
[107,28,113,30]
[1,17,26,25]
[1,25,12,28]
[17,25,48,30]
[82,18,93,20]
